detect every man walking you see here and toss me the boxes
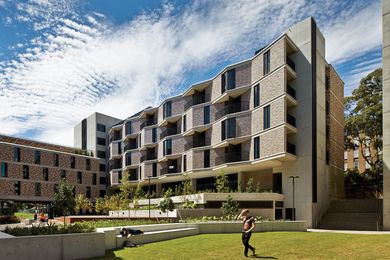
[237,209,256,257]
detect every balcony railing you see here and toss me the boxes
[287,114,296,127]
[287,57,295,71]
[184,94,211,110]
[216,151,250,165]
[184,138,211,150]
[140,153,157,162]
[109,134,122,143]
[160,167,179,176]
[109,163,122,171]
[160,126,181,139]
[140,118,157,129]
[215,102,249,120]
[287,142,296,155]
[287,85,296,99]
[124,142,137,151]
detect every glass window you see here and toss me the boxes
[34,151,41,164]
[99,163,106,172]
[77,172,82,184]
[344,151,348,160]
[152,128,157,143]
[204,105,210,125]
[221,118,236,140]
[125,121,132,135]
[152,163,157,177]
[1,162,8,178]
[183,155,187,172]
[163,101,172,119]
[86,158,91,170]
[15,181,21,195]
[226,69,236,90]
[344,163,348,171]
[263,105,270,129]
[53,154,59,167]
[61,169,66,180]
[263,50,270,75]
[204,150,210,168]
[71,156,76,169]
[99,177,106,185]
[43,168,49,181]
[221,73,226,94]
[97,123,106,132]
[354,159,359,170]
[254,84,260,108]
[14,147,20,162]
[254,137,260,159]
[163,139,172,156]
[23,165,29,179]
[97,151,106,159]
[35,183,41,196]
[97,137,106,146]
[86,186,91,198]
[183,115,187,132]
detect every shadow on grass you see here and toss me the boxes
[250,254,278,259]
[101,250,124,260]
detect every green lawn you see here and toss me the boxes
[95,232,390,260]
[14,212,34,220]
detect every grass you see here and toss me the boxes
[95,232,390,260]
[14,212,34,220]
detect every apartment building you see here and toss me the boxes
[0,135,100,214]
[96,17,344,228]
[74,112,122,197]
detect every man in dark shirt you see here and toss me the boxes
[237,209,256,257]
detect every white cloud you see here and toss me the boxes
[0,0,383,146]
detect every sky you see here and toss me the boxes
[0,0,383,146]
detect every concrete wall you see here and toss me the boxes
[383,0,390,230]
[0,232,105,260]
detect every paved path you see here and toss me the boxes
[0,231,14,239]
[308,229,390,235]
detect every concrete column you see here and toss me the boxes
[237,172,242,192]
[383,0,390,230]
[156,183,162,197]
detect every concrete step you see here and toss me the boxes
[319,213,379,231]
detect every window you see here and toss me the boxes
[163,139,172,156]
[152,163,157,177]
[77,171,82,184]
[99,190,106,197]
[263,50,270,75]
[221,73,226,93]
[152,128,157,143]
[126,153,132,166]
[163,101,172,119]
[86,186,91,198]
[35,183,41,196]
[263,105,270,129]
[99,163,106,172]
[71,156,76,169]
[125,121,132,135]
[34,151,41,164]
[15,181,21,195]
[1,162,8,178]
[183,155,187,172]
[43,168,49,181]
[139,166,142,179]
[14,147,20,162]
[365,161,371,170]
[221,117,236,140]
[226,69,236,90]
[97,123,106,132]
[97,137,106,146]
[61,169,66,180]
[92,173,97,185]
[86,158,91,170]
[365,148,370,157]
[97,151,106,159]
[204,150,210,168]
[183,115,187,132]
[353,148,359,158]
[254,137,260,159]
[354,159,359,170]
[344,163,348,171]
[100,177,106,185]
[23,165,29,179]
[344,151,348,160]
[54,184,59,194]
[204,105,210,125]
[53,154,59,167]
[254,84,260,108]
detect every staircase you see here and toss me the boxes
[318,199,382,231]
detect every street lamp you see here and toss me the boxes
[288,176,299,221]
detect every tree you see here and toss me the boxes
[75,194,92,214]
[53,179,75,218]
[215,170,230,193]
[134,182,145,200]
[345,68,382,173]
[159,188,175,213]
[181,176,193,195]
[94,197,108,214]
[255,182,261,193]
[245,177,254,193]
[221,195,239,218]
[119,170,133,200]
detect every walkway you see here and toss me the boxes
[308,229,390,235]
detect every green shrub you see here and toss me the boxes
[220,195,238,218]
[0,215,20,224]
[4,222,94,236]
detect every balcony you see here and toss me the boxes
[216,151,250,165]
[160,167,180,176]
[109,133,122,143]
[287,57,295,71]
[287,142,296,155]
[124,142,137,152]
[160,126,181,139]
[109,163,122,171]
[287,114,296,127]
[215,101,249,120]
[185,138,211,150]
[184,94,211,111]
[140,118,157,129]
[287,85,296,99]
[140,153,157,162]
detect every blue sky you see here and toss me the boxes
[0,0,383,145]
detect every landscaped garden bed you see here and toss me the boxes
[4,222,94,236]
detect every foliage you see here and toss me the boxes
[159,188,175,213]
[255,182,261,193]
[0,215,20,224]
[245,177,254,193]
[106,194,129,211]
[73,149,93,157]
[4,222,94,236]
[344,68,383,173]
[344,169,383,198]
[215,170,230,193]
[182,199,196,209]
[75,194,93,214]
[181,176,193,195]
[53,179,75,216]
[94,198,107,214]
[119,170,133,200]
[220,195,238,218]
[134,182,145,200]
[174,185,182,196]
[77,219,170,229]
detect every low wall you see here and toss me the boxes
[109,209,177,218]
[179,208,274,219]
[0,223,24,231]
[0,232,105,260]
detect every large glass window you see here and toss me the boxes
[221,69,236,93]
[43,168,49,181]
[99,163,106,172]
[97,123,106,132]
[125,121,132,135]
[163,101,172,119]
[204,150,210,168]
[93,173,97,185]
[77,172,82,184]
[97,151,106,159]
[71,156,76,169]
[183,155,187,172]
[254,137,260,159]
[222,117,236,140]
[53,154,59,167]
[14,147,20,162]
[183,115,187,132]
[35,183,41,196]
[204,105,210,124]
[263,105,270,129]
[263,50,270,75]
[86,187,91,198]
[163,139,172,156]
[152,128,157,143]
[152,163,157,177]
[15,181,21,195]
[1,162,8,178]
[23,165,29,179]
[34,151,41,164]
[254,84,260,108]
[61,169,66,180]
[97,137,106,146]
[86,158,91,170]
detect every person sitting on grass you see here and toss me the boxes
[237,209,256,257]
